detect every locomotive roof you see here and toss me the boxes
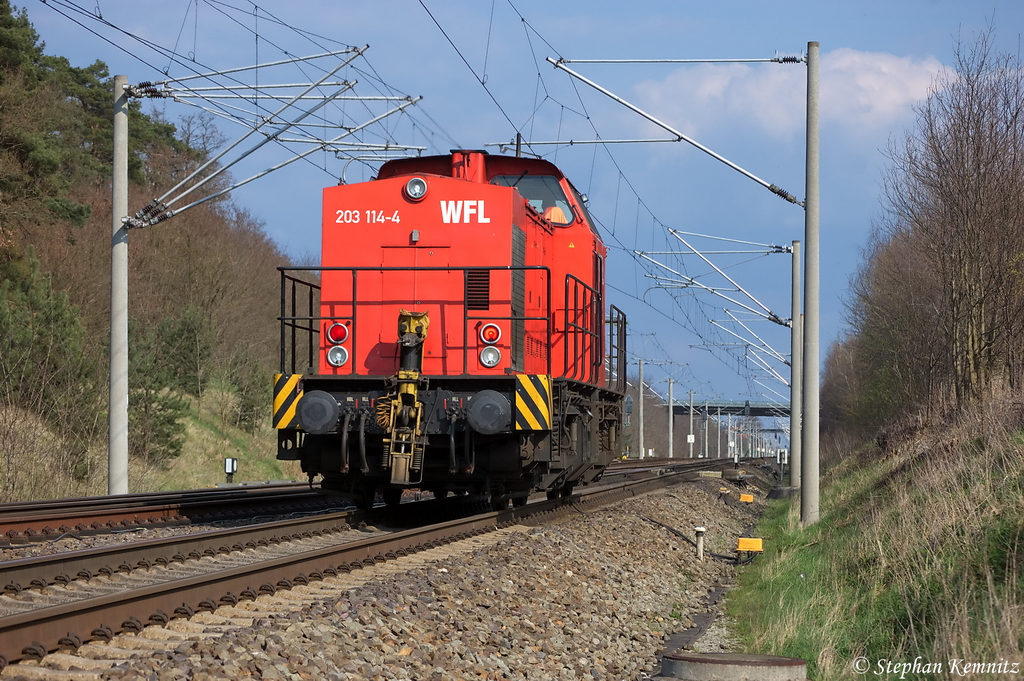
[375,150,568,183]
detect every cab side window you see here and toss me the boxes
[492,174,573,225]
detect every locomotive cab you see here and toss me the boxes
[491,174,574,226]
[273,150,626,510]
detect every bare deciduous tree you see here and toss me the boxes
[826,28,1024,441]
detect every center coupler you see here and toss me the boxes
[381,310,429,484]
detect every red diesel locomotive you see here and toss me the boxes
[273,149,626,509]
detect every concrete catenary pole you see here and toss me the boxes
[638,359,644,459]
[716,407,722,458]
[790,240,802,490]
[801,42,820,525]
[688,389,694,458]
[728,413,734,462]
[109,75,130,495]
[703,400,709,459]
[667,378,674,458]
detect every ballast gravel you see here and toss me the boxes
[11,476,767,680]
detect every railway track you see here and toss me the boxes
[605,456,739,477]
[0,456,759,672]
[0,484,334,544]
[0,457,736,542]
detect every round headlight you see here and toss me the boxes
[405,177,428,201]
[326,345,349,367]
[479,345,501,368]
[326,322,349,345]
[479,323,501,345]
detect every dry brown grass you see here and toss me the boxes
[733,383,1024,678]
[0,405,104,501]
[860,388,1024,664]
[0,388,299,502]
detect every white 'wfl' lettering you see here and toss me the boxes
[440,200,490,224]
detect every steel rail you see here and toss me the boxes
[0,484,324,539]
[0,508,364,597]
[0,457,757,668]
[1,457,734,592]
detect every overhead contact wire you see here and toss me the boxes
[418,0,521,140]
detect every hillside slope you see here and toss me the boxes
[730,395,1024,678]
[0,3,293,501]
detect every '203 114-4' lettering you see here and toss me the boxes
[335,209,401,224]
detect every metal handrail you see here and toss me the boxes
[278,265,552,377]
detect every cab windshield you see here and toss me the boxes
[491,174,573,226]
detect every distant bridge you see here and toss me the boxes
[668,400,789,418]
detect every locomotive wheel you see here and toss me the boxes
[546,483,574,500]
[490,495,509,511]
[511,494,528,508]
[381,487,403,506]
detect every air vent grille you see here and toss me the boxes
[467,270,491,310]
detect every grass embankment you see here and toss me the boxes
[729,406,1024,679]
[135,389,301,492]
[1,388,300,502]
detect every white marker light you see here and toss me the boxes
[405,177,428,201]
[479,345,501,368]
[326,345,349,367]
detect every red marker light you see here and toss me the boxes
[326,322,349,345]
[479,323,501,344]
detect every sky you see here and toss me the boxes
[24,0,1024,415]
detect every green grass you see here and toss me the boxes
[727,428,1024,680]
[132,388,302,493]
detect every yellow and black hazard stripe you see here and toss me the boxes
[273,373,303,429]
[515,374,551,431]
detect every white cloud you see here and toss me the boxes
[629,48,948,140]
[822,48,948,130]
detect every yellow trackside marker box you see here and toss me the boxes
[739,493,754,503]
[737,537,763,553]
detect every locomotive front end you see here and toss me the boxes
[273,150,626,509]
